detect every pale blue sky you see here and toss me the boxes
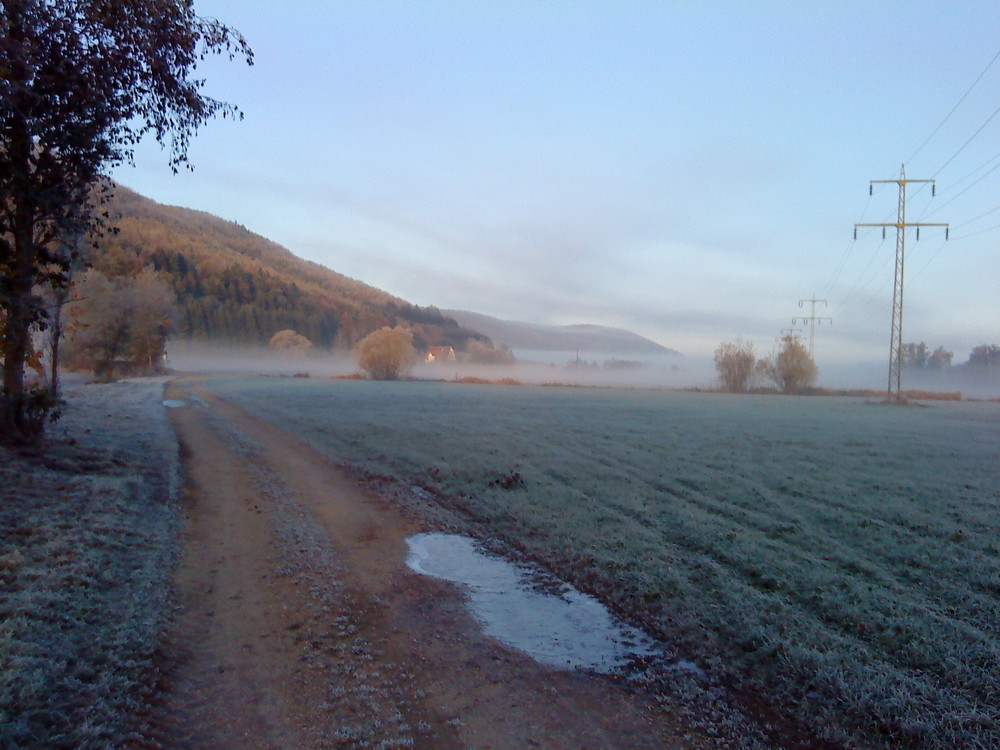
[112,1,1000,363]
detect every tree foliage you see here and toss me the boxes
[966,344,1000,373]
[902,342,953,370]
[758,334,818,394]
[269,329,311,356]
[1,0,251,440]
[928,345,953,370]
[714,340,756,393]
[64,268,178,379]
[355,326,416,381]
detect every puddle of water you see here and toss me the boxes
[405,532,656,673]
[162,400,187,408]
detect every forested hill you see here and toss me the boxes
[89,186,489,350]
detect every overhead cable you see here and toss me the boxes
[906,47,1000,165]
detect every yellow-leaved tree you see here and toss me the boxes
[758,334,818,394]
[714,339,756,393]
[355,327,416,381]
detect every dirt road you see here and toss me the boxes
[154,377,725,749]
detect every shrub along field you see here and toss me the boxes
[207,377,1000,750]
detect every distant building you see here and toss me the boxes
[425,345,456,363]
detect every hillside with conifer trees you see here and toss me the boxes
[88,186,490,351]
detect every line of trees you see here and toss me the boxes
[902,342,1000,373]
[967,344,1000,371]
[714,335,818,394]
[715,337,999,396]
[901,342,953,370]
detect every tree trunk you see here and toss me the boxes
[1,65,39,442]
[1,269,34,441]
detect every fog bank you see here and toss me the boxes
[165,341,998,398]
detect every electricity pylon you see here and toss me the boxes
[792,297,831,358]
[855,164,949,403]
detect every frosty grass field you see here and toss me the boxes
[0,379,180,749]
[207,376,1000,749]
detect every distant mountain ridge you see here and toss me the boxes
[443,310,680,356]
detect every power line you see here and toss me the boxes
[909,236,949,284]
[943,150,1000,191]
[820,192,873,299]
[837,263,892,332]
[952,204,1000,229]
[922,158,1000,219]
[952,221,1000,240]
[836,237,889,310]
[821,52,998,348]
[906,47,1000,165]
[931,102,1000,178]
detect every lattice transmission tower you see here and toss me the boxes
[854,165,949,403]
[792,297,831,359]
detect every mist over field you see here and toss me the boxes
[165,341,711,388]
[165,341,1000,398]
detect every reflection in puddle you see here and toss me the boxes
[406,532,655,672]
[162,400,187,408]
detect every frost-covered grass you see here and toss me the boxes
[0,379,180,749]
[207,376,1000,750]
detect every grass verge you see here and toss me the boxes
[0,379,180,750]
